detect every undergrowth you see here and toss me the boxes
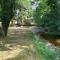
[28,31,60,60]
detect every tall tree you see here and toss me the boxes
[0,0,15,36]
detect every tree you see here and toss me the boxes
[15,0,32,25]
[34,0,50,26]
[46,0,58,35]
[0,0,32,37]
[34,0,60,35]
[0,0,15,36]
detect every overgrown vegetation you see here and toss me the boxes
[28,31,60,60]
[34,0,60,35]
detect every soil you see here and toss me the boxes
[0,27,40,60]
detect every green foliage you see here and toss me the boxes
[34,0,60,35]
[0,0,15,36]
[34,0,50,25]
[1,0,15,21]
[0,0,32,36]
[15,0,32,25]
[29,31,59,60]
[15,0,31,10]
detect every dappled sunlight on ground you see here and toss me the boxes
[0,27,40,60]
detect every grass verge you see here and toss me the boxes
[28,31,60,60]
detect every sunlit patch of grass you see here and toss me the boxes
[28,31,60,60]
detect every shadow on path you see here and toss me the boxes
[0,27,40,60]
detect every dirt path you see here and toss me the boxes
[0,27,40,60]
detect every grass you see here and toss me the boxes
[28,31,60,60]
[0,27,60,60]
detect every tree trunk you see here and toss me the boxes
[2,21,10,37]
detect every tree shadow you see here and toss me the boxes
[0,44,11,51]
[0,29,31,51]
[6,47,38,60]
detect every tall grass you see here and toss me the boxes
[28,31,60,60]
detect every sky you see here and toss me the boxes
[32,2,38,10]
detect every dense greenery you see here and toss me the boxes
[34,0,60,35]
